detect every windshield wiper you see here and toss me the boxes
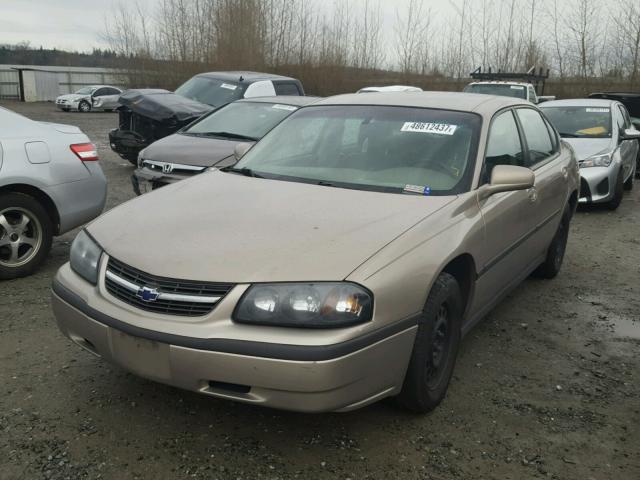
[558,132,581,138]
[198,131,258,141]
[221,166,264,178]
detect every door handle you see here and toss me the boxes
[527,187,538,202]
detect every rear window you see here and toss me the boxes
[464,83,527,100]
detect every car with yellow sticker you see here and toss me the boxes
[541,99,639,209]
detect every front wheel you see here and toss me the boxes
[0,193,53,279]
[396,272,462,413]
[532,205,571,279]
[78,100,91,113]
[624,167,635,191]
[607,170,624,210]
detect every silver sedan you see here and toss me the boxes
[0,106,106,279]
[541,99,639,209]
[55,85,122,113]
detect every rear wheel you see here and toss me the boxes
[78,100,91,113]
[0,193,53,280]
[396,273,462,413]
[532,205,571,279]
[607,170,624,210]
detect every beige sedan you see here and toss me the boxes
[52,92,579,413]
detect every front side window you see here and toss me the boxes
[234,105,482,195]
[527,86,537,103]
[541,106,612,138]
[483,110,523,183]
[516,108,554,166]
[184,102,298,140]
[618,105,631,129]
[464,83,527,100]
[175,76,246,107]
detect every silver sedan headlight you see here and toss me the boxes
[580,153,612,168]
[70,230,103,284]
[233,283,373,328]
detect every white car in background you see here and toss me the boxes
[0,106,107,279]
[55,85,123,113]
[357,85,423,93]
[463,81,555,104]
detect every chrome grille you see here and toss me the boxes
[105,257,233,317]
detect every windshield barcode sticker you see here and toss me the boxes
[585,108,609,113]
[510,85,525,90]
[401,122,457,135]
[220,83,238,90]
[272,104,297,111]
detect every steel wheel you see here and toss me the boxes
[0,207,43,268]
[426,304,451,389]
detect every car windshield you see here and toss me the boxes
[541,106,612,138]
[233,105,481,195]
[464,84,527,99]
[174,76,245,107]
[184,102,298,140]
[75,87,97,95]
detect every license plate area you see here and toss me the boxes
[111,330,170,380]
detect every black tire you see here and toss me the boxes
[78,100,91,113]
[607,170,624,210]
[532,205,571,279]
[624,168,634,191]
[0,193,53,280]
[396,272,462,413]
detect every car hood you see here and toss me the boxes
[561,138,613,160]
[142,133,251,167]
[88,171,455,283]
[38,121,83,135]
[57,94,87,102]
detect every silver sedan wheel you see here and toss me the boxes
[0,207,43,268]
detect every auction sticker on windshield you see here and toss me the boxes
[220,83,238,90]
[401,122,458,135]
[585,108,610,113]
[510,85,525,90]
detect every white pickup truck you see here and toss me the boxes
[463,81,555,104]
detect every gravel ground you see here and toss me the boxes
[1,100,639,480]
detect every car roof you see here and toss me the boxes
[539,98,616,108]
[358,85,423,92]
[196,71,298,83]
[311,91,529,116]
[236,96,321,106]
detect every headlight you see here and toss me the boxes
[233,283,373,328]
[70,230,103,284]
[580,153,612,168]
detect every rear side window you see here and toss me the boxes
[484,110,523,183]
[274,83,301,96]
[516,108,554,166]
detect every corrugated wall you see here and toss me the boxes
[0,65,129,101]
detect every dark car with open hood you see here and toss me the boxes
[131,96,319,195]
[109,71,305,164]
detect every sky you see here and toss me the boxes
[0,0,456,53]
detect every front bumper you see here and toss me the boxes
[51,264,417,413]
[578,165,619,204]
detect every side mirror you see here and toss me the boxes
[620,128,640,141]
[234,142,252,161]
[479,165,534,199]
